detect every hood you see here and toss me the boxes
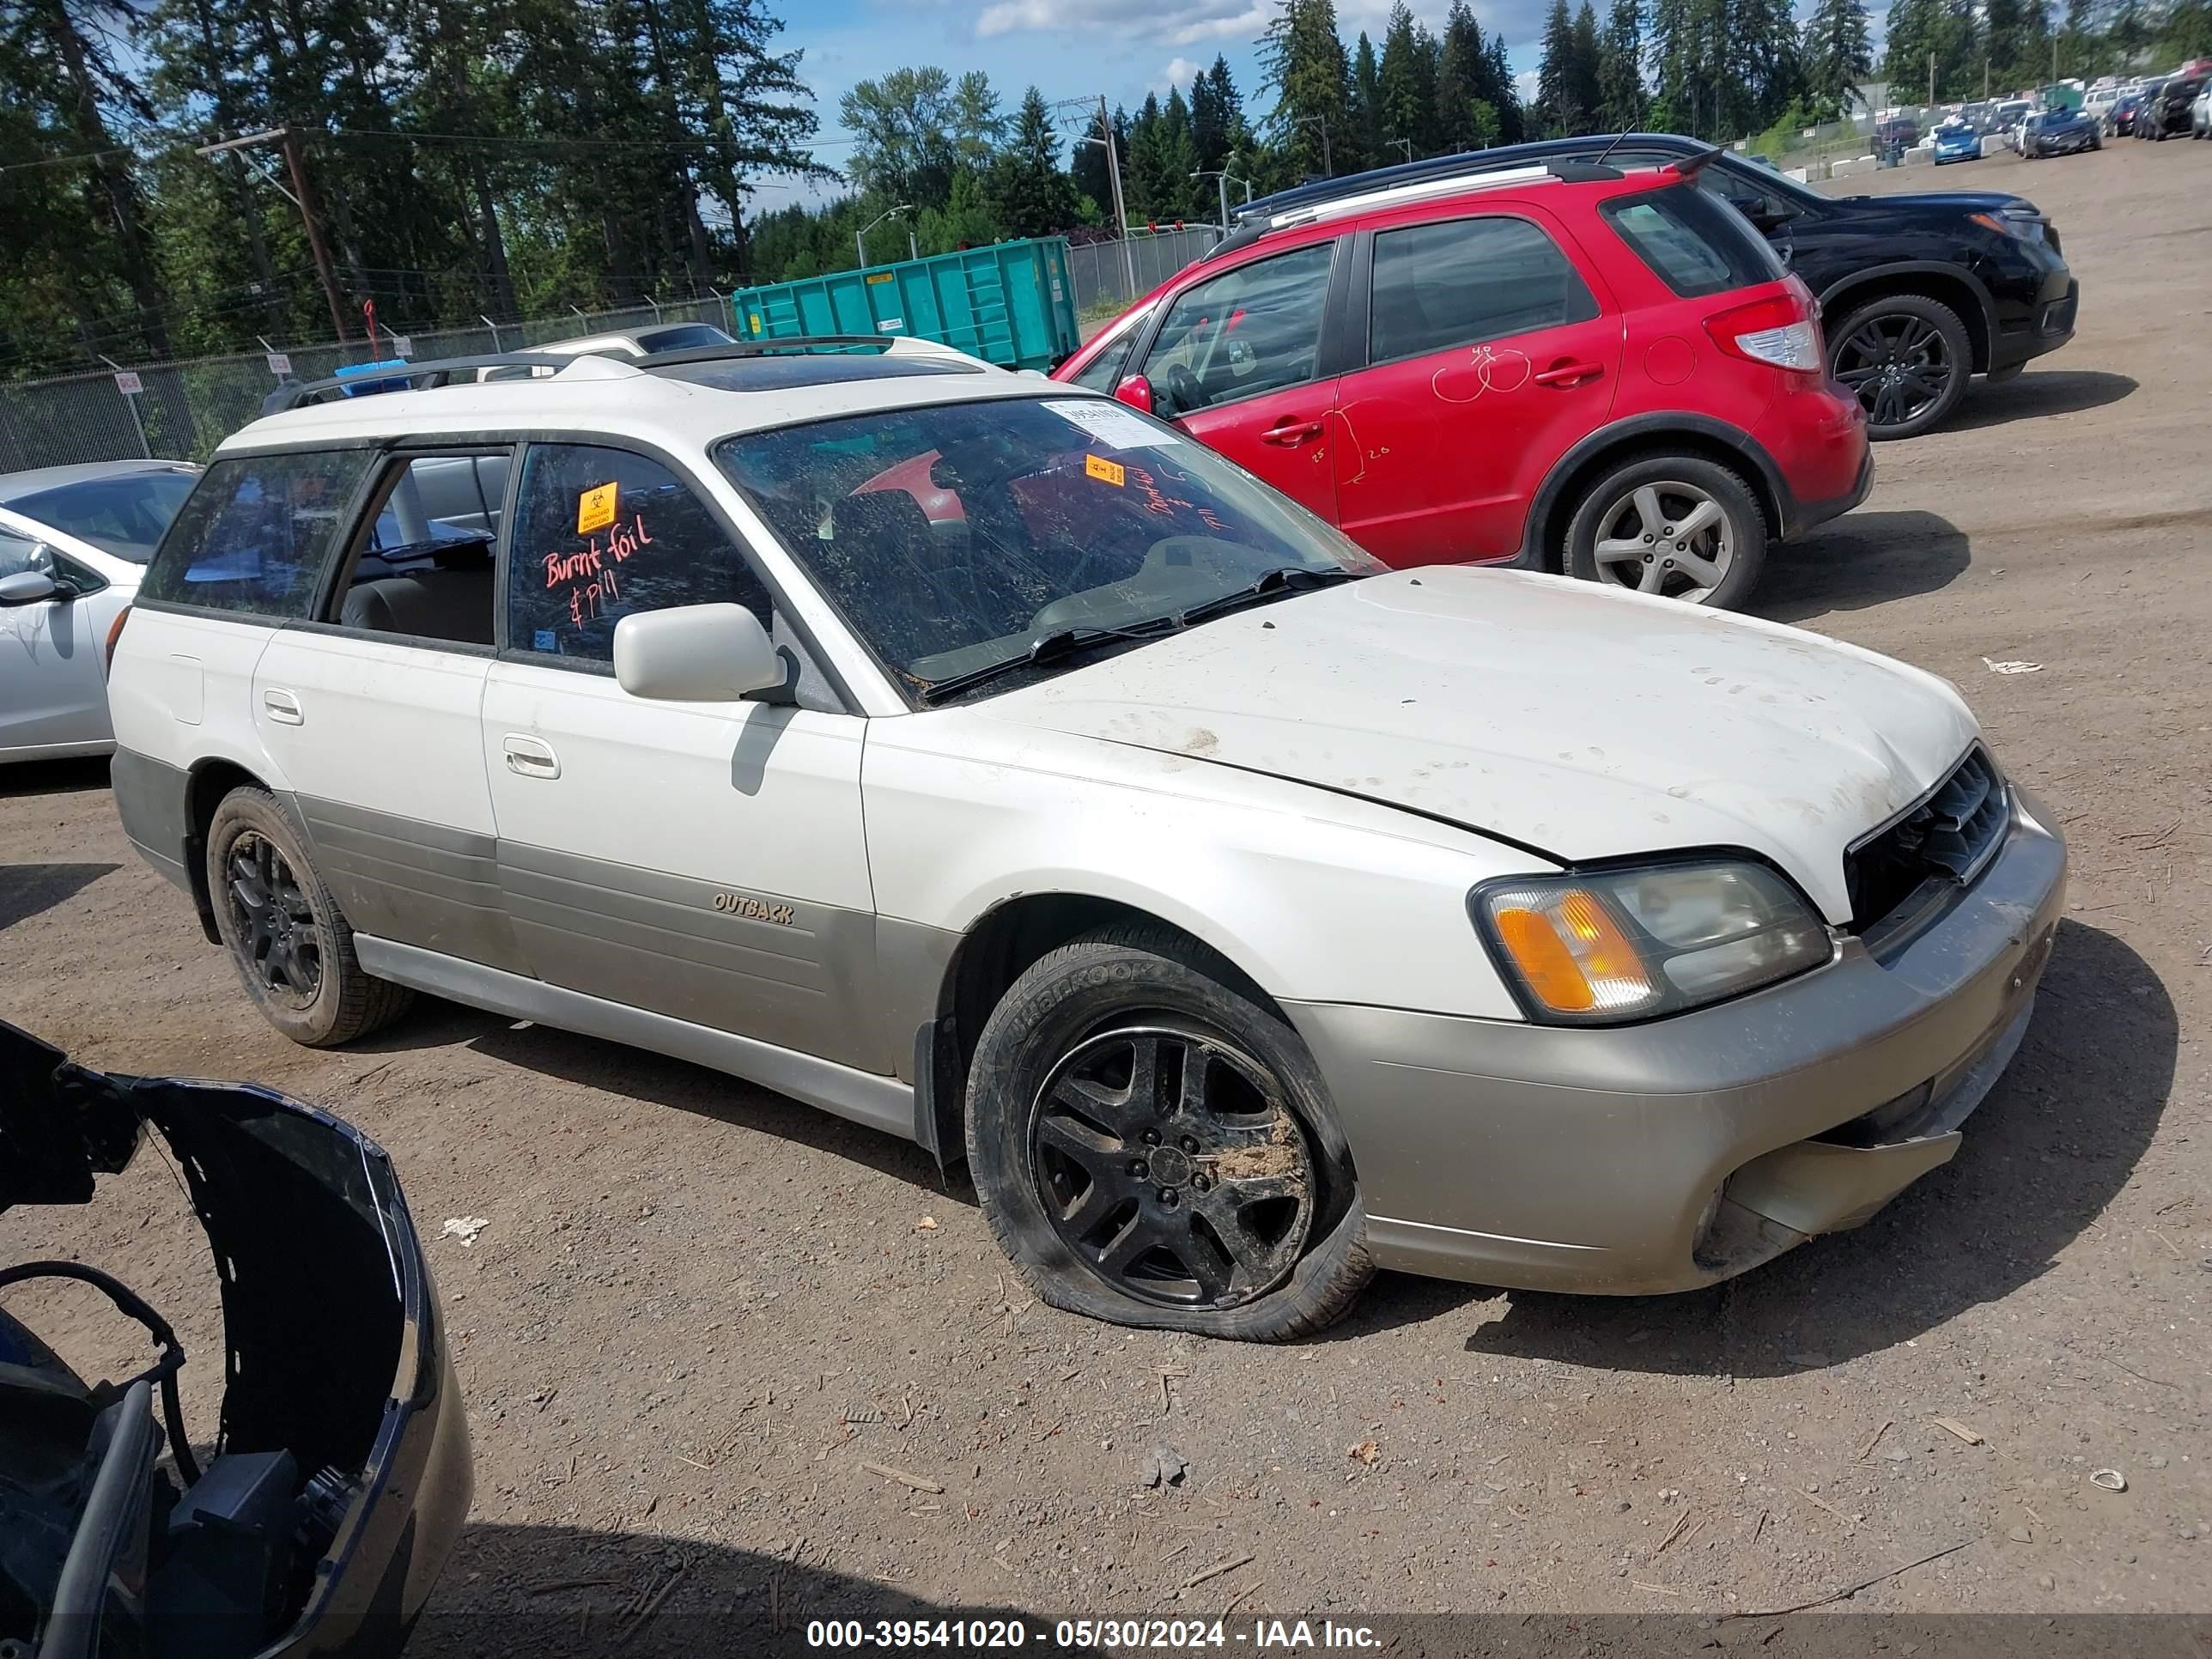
[1831,188,2033,217]
[980,569,1979,921]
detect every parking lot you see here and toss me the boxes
[4,138,2209,1645]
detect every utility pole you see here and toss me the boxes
[196,127,350,343]
[1929,52,1937,108]
[1294,114,1333,174]
[1389,137,1413,161]
[1059,94,1135,295]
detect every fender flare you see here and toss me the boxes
[1816,259,2000,364]
[1512,411,1794,567]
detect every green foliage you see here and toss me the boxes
[988,86,1079,240]
[1260,0,1352,178]
[1596,0,1647,131]
[1802,0,1875,115]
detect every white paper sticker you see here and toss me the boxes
[1042,398,1181,448]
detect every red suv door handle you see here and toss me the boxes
[1261,418,1326,446]
[1534,359,1605,388]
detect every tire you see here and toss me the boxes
[964,923,1372,1341]
[1562,453,1767,610]
[204,787,413,1047]
[1827,292,1973,441]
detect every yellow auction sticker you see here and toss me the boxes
[1085,453,1126,487]
[576,483,617,535]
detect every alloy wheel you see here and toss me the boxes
[1029,1025,1316,1310]
[1589,480,1735,603]
[226,831,322,1006]
[1834,312,1959,431]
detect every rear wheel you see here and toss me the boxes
[965,924,1371,1340]
[1563,454,1766,610]
[205,787,412,1047]
[1828,293,1972,441]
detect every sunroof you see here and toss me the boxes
[653,356,982,390]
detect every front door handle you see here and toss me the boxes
[1260,418,1326,446]
[502,734,561,779]
[1534,359,1606,388]
[261,689,303,726]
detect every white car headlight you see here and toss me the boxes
[1470,860,1832,1024]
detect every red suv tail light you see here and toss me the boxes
[1705,287,1824,378]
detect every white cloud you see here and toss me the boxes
[977,0,1267,45]
[1155,55,1201,92]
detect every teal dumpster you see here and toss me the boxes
[728,239,1082,371]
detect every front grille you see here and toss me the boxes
[1845,749,2008,933]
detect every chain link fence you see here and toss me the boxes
[0,297,730,472]
[1065,227,1222,319]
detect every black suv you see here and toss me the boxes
[2146,75,2204,138]
[1245,134,2081,440]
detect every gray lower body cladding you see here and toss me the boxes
[1287,793,2069,1296]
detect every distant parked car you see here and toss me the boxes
[2022,107,2102,157]
[2109,91,2144,135]
[2146,74,2205,138]
[2133,80,2170,136]
[0,459,198,763]
[2194,81,2212,137]
[1933,122,1984,164]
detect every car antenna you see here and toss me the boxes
[1593,131,1633,167]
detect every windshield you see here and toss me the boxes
[6,469,196,562]
[716,394,1379,700]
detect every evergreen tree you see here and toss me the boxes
[1123,92,1164,218]
[987,85,1077,239]
[1570,1,1605,134]
[1259,0,1350,178]
[1535,0,1583,135]
[1802,0,1874,117]
[1376,3,1429,155]
[1481,33,1526,142]
[1434,2,1490,153]
[1595,0,1645,132]
[1349,31,1383,169]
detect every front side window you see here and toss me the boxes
[506,443,773,661]
[1368,216,1599,363]
[138,450,370,617]
[1140,242,1334,416]
[1066,307,1151,394]
[717,394,1380,700]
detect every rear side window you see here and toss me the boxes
[139,450,369,617]
[1368,216,1599,362]
[1601,185,1787,299]
[506,442,772,660]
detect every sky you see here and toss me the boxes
[756,0,1554,208]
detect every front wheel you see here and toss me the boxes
[965,925,1371,1340]
[205,787,413,1047]
[1828,292,1972,440]
[1563,454,1767,609]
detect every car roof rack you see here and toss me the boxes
[262,352,586,415]
[1236,136,1678,223]
[1204,156,1625,264]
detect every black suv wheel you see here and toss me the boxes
[1828,294,1972,441]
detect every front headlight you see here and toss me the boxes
[1470,860,1832,1024]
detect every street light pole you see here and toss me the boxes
[855,204,914,268]
[1389,137,1413,161]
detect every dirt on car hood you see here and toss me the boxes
[980,568,1981,921]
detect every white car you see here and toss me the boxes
[106,343,2066,1340]
[1,459,198,763]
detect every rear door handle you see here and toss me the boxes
[503,734,561,779]
[1260,418,1326,446]
[1534,359,1606,387]
[261,689,303,726]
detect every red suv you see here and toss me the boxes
[1053,161,1871,607]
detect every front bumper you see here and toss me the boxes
[1288,788,2067,1296]
[1990,270,2079,374]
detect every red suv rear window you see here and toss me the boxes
[1599,183,1786,300]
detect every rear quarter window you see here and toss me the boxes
[138,450,371,617]
[1600,184,1785,299]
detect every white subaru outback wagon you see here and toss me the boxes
[108,338,2066,1340]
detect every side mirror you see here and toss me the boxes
[612,604,783,702]
[0,570,59,606]
[1113,374,1153,416]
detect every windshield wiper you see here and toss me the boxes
[915,621,1178,705]
[1175,565,1357,628]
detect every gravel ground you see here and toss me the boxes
[3,141,2208,1655]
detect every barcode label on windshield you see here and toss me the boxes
[1044,399,1181,449]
